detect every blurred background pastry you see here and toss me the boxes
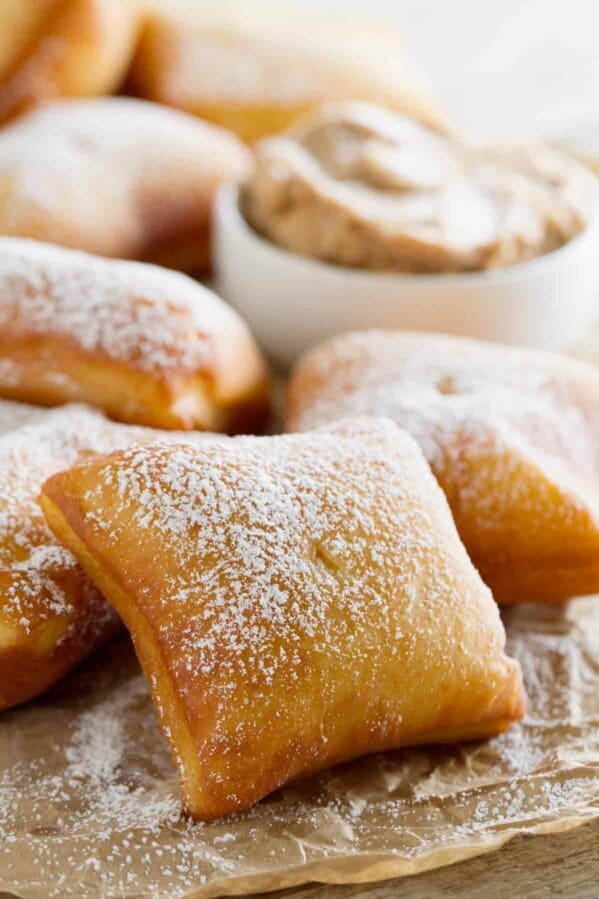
[0,0,141,123]
[128,1,443,142]
[0,404,144,710]
[0,96,250,272]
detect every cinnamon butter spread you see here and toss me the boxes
[242,103,594,273]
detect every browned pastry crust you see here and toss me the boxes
[0,238,270,432]
[0,401,228,710]
[41,418,524,820]
[286,331,599,604]
[0,97,251,272]
[0,403,149,710]
[0,0,141,123]
[128,5,443,142]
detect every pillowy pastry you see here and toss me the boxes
[0,0,140,123]
[243,102,592,273]
[0,97,251,271]
[0,404,150,710]
[286,331,599,604]
[41,417,525,820]
[0,238,270,432]
[128,5,442,142]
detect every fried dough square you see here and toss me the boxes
[41,417,524,820]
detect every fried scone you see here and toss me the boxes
[128,5,442,142]
[0,97,250,271]
[0,404,153,710]
[41,418,525,820]
[286,331,599,604]
[0,0,140,123]
[0,238,269,432]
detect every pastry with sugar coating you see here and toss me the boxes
[0,403,150,710]
[0,0,140,123]
[128,4,442,142]
[0,238,269,432]
[0,401,224,710]
[0,97,250,271]
[286,331,599,604]
[41,417,525,820]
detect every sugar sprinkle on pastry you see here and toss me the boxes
[0,404,150,708]
[0,237,270,431]
[41,417,524,819]
[0,239,217,373]
[286,331,599,603]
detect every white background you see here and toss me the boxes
[302,0,599,140]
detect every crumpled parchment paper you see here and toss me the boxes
[1,597,598,899]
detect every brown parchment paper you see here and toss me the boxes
[1,597,598,899]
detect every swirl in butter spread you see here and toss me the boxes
[243,103,594,273]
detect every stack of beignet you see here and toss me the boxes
[0,237,269,431]
[0,3,540,831]
[286,331,599,604]
[41,418,525,819]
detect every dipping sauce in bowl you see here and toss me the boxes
[217,103,599,367]
[243,102,593,273]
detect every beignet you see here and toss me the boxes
[41,417,525,821]
[286,331,599,604]
[0,97,250,271]
[129,5,442,142]
[0,404,149,710]
[0,0,140,123]
[0,238,269,432]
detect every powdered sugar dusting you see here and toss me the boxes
[0,404,151,646]
[0,96,249,256]
[0,598,597,898]
[287,331,599,537]
[86,418,491,693]
[0,237,241,373]
[0,402,226,659]
[0,398,49,436]
[66,416,523,818]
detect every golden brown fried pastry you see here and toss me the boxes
[0,97,251,272]
[286,331,599,604]
[0,401,224,710]
[0,0,140,123]
[41,417,525,820]
[0,404,150,710]
[128,4,442,142]
[0,238,270,432]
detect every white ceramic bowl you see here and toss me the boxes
[215,184,599,369]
